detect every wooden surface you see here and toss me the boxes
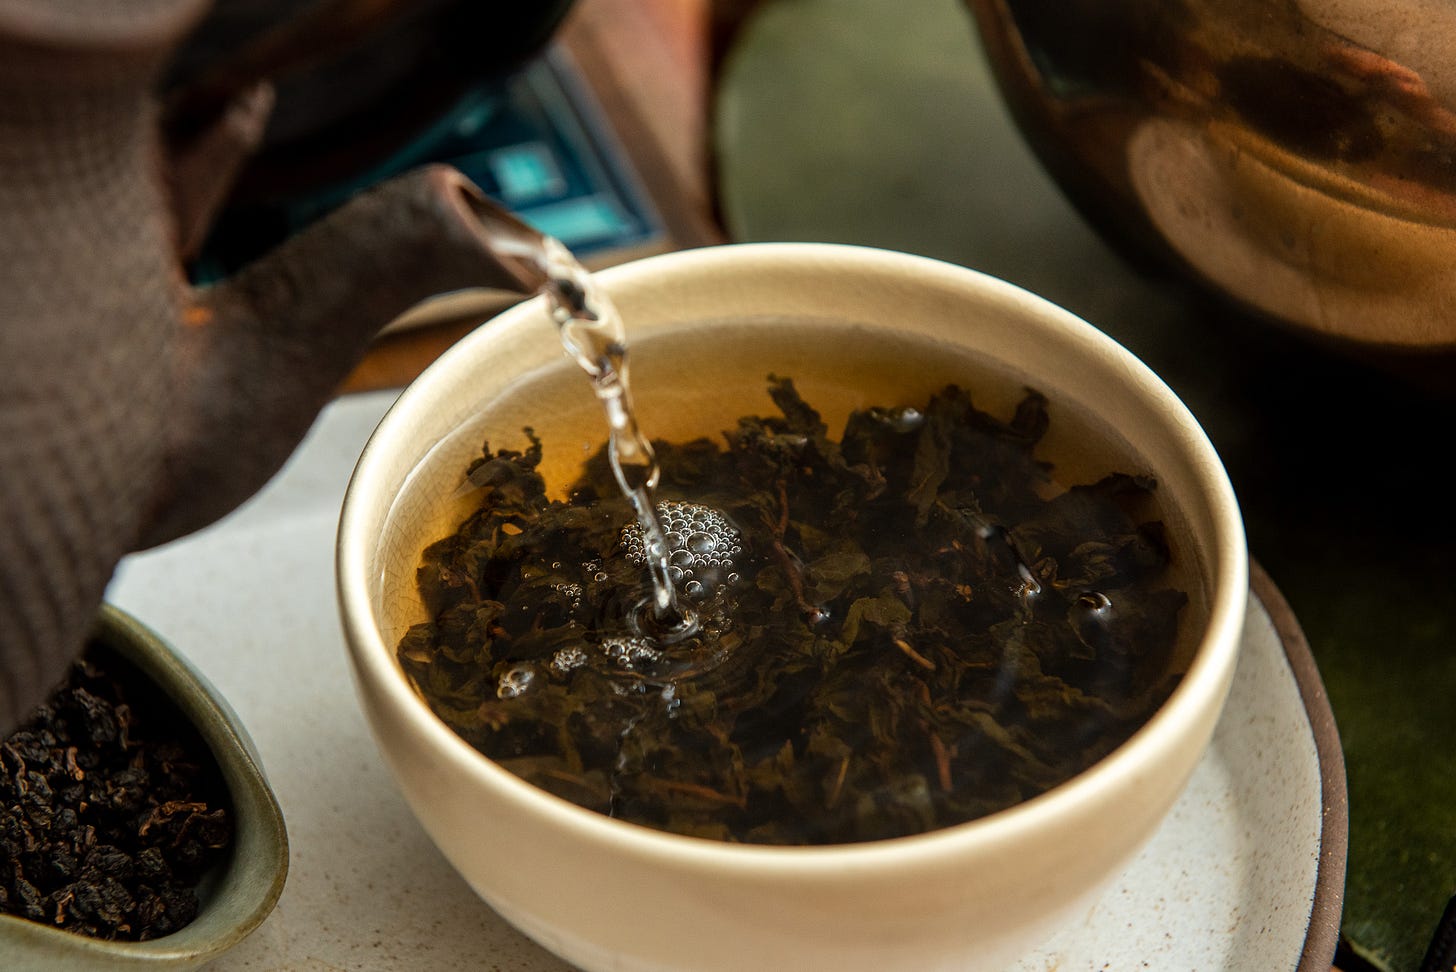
[559,0,723,250]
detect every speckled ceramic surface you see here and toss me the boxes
[0,606,288,971]
[1013,566,1338,971]
[108,388,1339,970]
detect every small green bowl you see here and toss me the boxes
[0,605,288,970]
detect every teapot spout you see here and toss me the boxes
[143,164,547,546]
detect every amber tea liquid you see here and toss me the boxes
[393,294,1206,844]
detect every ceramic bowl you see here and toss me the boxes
[0,605,288,971]
[336,242,1248,971]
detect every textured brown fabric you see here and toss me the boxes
[0,1,538,731]
[0,0,201,731]
[142,163,540,548]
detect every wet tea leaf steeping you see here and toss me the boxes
[398,229,1187,844]
[398,373,1188,845]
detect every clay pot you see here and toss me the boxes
[969,0,1456,352]
[0,0,543,729]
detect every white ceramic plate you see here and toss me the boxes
[109,390,1343,971]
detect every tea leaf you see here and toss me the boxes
[838,592,912,648]
[399,380,1187,845]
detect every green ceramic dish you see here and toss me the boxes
[0,604,288,970]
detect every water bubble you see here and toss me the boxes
[619,500,744,602]
[497,664,537,699]
[594,571,608,582]
[684,580,705,597]
[601,634,663,671]
[551,646,588,675]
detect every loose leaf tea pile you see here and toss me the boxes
[400,378,1187,844]
[0,645,233,939]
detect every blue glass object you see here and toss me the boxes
[191,49,662,283]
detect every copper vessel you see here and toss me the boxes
[969,0,1456,352]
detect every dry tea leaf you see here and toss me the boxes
[0,647,233,939]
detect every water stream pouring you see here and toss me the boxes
[462,201,699,642]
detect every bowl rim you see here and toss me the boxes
[337,240,1248,875]
[0,604,289,965]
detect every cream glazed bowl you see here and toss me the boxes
[336,242,1248,971]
